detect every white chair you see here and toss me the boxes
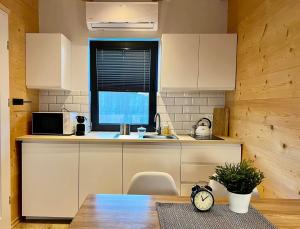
[208,179,260,199]
[127,172,179,195]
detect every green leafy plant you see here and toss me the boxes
[210,160,264,194]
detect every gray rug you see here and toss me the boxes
[156,203,276,229]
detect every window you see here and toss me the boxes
[90,41,158,131]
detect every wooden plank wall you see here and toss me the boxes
[227,0,300,199]
[0,0,39,225]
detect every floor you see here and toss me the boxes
[14,220,70,229]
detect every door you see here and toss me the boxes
[198,34,237,90]
[0,8,10,229]
[161,34,199,90]
[22,143,79,218]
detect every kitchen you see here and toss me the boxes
[0,0,299,229]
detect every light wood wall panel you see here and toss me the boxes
[0,0,39,226]
[227,0,300,199]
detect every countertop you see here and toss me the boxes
[16,132,242,144]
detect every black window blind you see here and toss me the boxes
[96,49,151,92]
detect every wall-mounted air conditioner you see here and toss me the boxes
[86,2,158,31]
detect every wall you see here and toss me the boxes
[39,90,225,134]
[38,0,228,133]
[0,0,39,225]
[226,0,300,198]
[38,0,228,91]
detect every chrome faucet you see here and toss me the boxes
[154,113,161,135]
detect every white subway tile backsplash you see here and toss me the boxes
[39,89,225,135]
[40,95,56,104]
[65,91,81,96]
[166,106,182,114]
[170,122,183,130]
[200,91,225,98]
[175,114,191,122]
[191,114,213,122]
[39,104,48,112]
[183,106,200,114]
[49,104,64,112]
[48,90,65,96]
[80,104,90,113]
[182,121,195,130]
[73,96,89,104]
[160,113,175,122]
[57,96,72,104]
[192,98,207,105]
[158,97,175,106]
[167,92,184,97]
[176,130,190,135]
[158,91,167,97]
[175,98,192,105]
[157,105,167,114]
[208,97,225,106]
[200,106,217,113]
[64,104,81,112]
[183,92,200,97]
[39,90,48,96]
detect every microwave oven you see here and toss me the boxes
[32,112,77,135]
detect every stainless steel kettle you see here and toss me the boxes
[195,118,212,136]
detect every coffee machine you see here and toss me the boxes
[76,116,87,136]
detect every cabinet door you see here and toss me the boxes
[198,34,237,90]
[123,143,181,194]
[161,34,199,90]
[79,143,122,206]
[26,33,71,90]
[22,142,79,218]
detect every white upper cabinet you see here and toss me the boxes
[161,34,200,90]
[198,34,237,90]
[26,33,71,90]
[160,34,237,91]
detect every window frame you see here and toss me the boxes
[90,40,158,132]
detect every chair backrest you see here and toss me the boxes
[127,172,179,195]
[208,179,260,199]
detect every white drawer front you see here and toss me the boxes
[181,144,241,164]
[181,164,217,183]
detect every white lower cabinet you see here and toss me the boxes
[22,141,241,217]
[22,142,79,218]
[123,143,181,194]
[180,144,241,196]
[79,143,122,206]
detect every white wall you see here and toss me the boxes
[39,0,228,91]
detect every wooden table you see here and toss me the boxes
[70,194,300,229]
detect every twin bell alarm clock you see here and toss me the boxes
[191,184,214,212]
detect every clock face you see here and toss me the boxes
[194,191,214,211]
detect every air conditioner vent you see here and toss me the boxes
[86,2,158,31]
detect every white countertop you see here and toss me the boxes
[16,132,242,144]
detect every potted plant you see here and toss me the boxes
[210,160,264,213]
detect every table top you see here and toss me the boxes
[70,194,300,229]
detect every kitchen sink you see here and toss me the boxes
[143,134,178,139]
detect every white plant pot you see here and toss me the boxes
[228,192,252,214]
